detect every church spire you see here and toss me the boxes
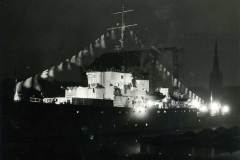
[213,40,220,72]
[209,40,223,101]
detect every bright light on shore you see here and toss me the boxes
[210,102,221,115]
[221,105,230,115]
[206,101,231,116]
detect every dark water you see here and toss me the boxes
[2,101,240,160]
[3,130,240,160]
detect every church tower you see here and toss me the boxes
[209,40,223,101]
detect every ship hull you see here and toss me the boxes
[4,102,234,160]
[3,102,199,137]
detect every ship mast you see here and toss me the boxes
[107,0,138,49]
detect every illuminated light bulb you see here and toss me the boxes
[133,106,147,118]
[199,105,208,113]
[210,102,221,115]
[221,105,230,115]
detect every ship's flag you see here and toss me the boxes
[185,88,188,94]
[189,91,192,99]
[159,64,163,72]
[197,97,200,103]
[57,62,64,72]
[163,67,167,79]
[167,71,170,77]
[100,34,106,48]
[89,43,94,57]
[192,93,196,99]
[48,66,55,78]
[95,38,101,48]
[197,96,200,103]
[111,30,116,40]
[14,27,207,103]
[33,74,41,91]
[70,55,77,64]
[173,78,178,87]
[76,51,83,66]
[106,32,110,38]
[23,77,33,89]
[130,30,134,38]
[40,69,49,79]
[14,81,23,101]
[171,76,174,84]
[65,59,72,70]
[82,48,94,66]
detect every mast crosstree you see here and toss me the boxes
[107,0,138,48]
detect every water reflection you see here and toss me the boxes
[4,138,240,160]
[4,125,240,160]
[91,127,240,160]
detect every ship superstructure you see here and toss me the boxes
[4,3,235,160]
[12,1,212,132]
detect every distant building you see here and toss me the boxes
[209,41,223,102]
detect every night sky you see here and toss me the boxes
[0,0,239,88]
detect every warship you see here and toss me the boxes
[10,2,206,137]
[2,2,236,160]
